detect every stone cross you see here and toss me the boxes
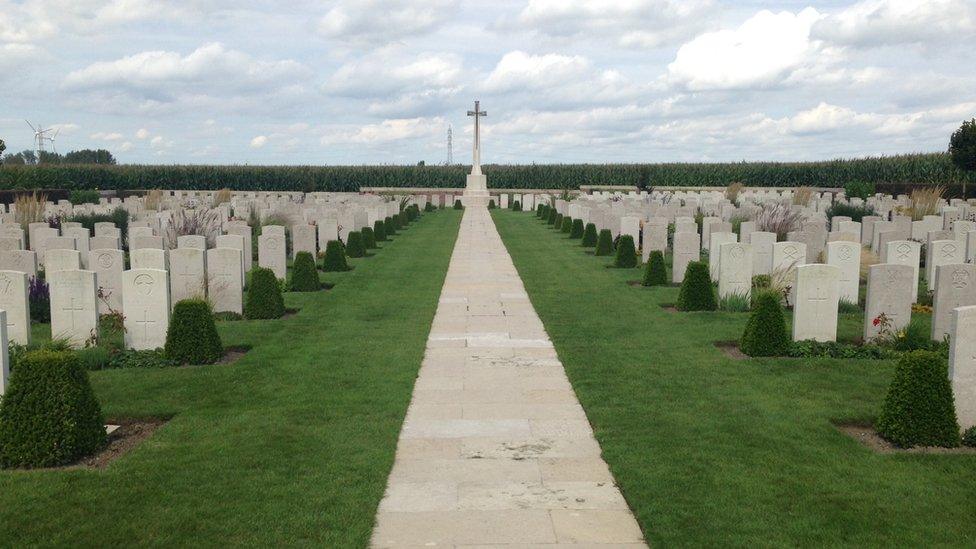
[467,100,487,176]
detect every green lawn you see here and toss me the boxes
[492,209,976,547]
[0,209,462,547]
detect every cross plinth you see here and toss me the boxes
[467,100,487,176]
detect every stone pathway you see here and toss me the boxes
[371,206,646,548]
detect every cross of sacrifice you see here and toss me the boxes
[467,100,487,176]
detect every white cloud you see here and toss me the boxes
[813,0,976,48]
[326,51,463,97]
[135,128,150,139]
[63,42,310,101]
[118,141,133,152]
[504,0,713,48]
[250,135,268,148]
[317,0,457,43]
[667,8,826,90]
[319,117,445,145]
[90,131,124,141]
[149,135,172,149]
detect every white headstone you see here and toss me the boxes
[926,240,963,287]
[177,235,207,249]
[931,264,976,341]
[884,240,921,303]
[718,242,753,300]
[750,232,776,275]
[792,264,840,342]
[122,269,170,350]
[130,247,168,270]
[292,224,316,258]
[169,247,207,304]
[90,248,124,315]
[950,305,976,431]
[709,232,737,282]
[0,271,30,345]
[258,232,287,280]
[825,241,861,304]
[863,263,913,341]
[225,225,253,274]
[49,269,99,348]
[672,232,700,283]
[207,248,244,315]
[0,250,37,278]
[44,248,82,273]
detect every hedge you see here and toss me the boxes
[2,153,971,193]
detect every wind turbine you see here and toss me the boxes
[25,120,53,160]
[46,127,60,155]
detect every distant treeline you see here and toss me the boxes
[0,153,971,194]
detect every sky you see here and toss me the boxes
[1,0,974,166]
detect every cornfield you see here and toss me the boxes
[0,152,972,192]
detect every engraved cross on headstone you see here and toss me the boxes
[63,297,85,329]
[136,308,155,340]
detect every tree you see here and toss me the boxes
[949,119,976,197]
[64,149,117,165]
[4,150,36,165]
[0,138,6,160]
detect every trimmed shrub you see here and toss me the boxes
[322,240,350,272]
[384,216,397,236]
[963,426,976,448]
[488,199,496,209]
[290,251,321,292]
[361,226,377,249]
[740,290,790,356]
[642,250,667,286]
[0,350,107,468]
[594,229,614,256]
[547,207,557,225]
[165,299,223,365]
[454,199,463,210]
[346,231,365,258]
[424,202,435,212]
[581,223,598,247]
[560,216,573,233]
[373,220,387,242]
[569,218,584,239]
[512,200,521,211]
[876,351,961,448]
[245,267,285,319]
[676,261,717,311]
[553,213,563,230]
[536,203,544,217]
[613,235,638,267]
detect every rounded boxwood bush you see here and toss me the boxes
[384,216,397,236]
[642,250,667,286]
[547,207,557,225]
[165,298,223,364]
[581,223,598,247]
[322,240,349,272]
[739,290,789,357]
[876,351,961,448]
[512,200,521,211]
[963,426,976,448]
[614,235,638,267]
[570,219,584,239]
[454,199,463,210]
[560,216,573,233]
[290,251,321,292]
[424,202,435,212]
[361,226,377,249]
[594,229,614,256]
[0,350,107,468]
[676,261,717,311]
[373,220,387,242]
[536,204,544,217]
[245,267,285,319]
[488,199,496,209]
[346,231,365,258]
[553,213,564,230]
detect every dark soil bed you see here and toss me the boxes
[218,345,251,365]
[17,418,170,471]
[714,341,749,359]
[835,423,976,454]
[660,303,678,313]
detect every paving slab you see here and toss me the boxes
[370,206,646,547]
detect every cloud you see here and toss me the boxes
[90,131,124,141]
[250,135,268,148]
[503,0,713,48]
[118,141,133,152]
[667,8,826,91]
[135,128,149,139]
[65,42,307,92]
[326,51,463,97]
[317,0,457,44]
[813,0,976,48]
[319,117,445,145]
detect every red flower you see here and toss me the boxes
[872,317,881,326]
